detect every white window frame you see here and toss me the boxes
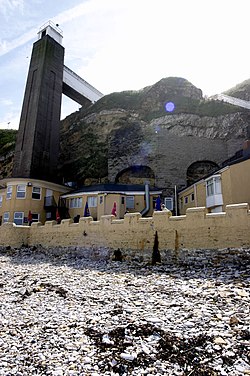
[206,175,222,197]
[205,174,223,208]
[14,212,24,225]
[32,187,41,200]
[164,197,173,211]
[69,197,82,208]
[206,179,214,196]
[87,196,97,208]
[16,185,26,199]
[3,212,9,223]
[126,196,135,209]
[6,186,12,200]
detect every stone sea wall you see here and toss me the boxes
[0,204,250,264]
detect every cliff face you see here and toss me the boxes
[224,79,250,101]
[1,77,250,193]
[0,130,17,180]
[58,77,250,192]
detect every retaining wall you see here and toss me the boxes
[0,204,249,255]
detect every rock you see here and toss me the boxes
[120,352,137,361]
[214,337,227,345]
[1,247,250,375]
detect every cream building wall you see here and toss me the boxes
[179,158,250,214]
[66,192,158,220]
[179,183,206,214]
[0,204,249,251]
[0,178,71,224]
[229,159,250,204]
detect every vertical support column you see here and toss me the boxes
[12,33,64,182]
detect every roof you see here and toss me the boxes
[61,183,162,197]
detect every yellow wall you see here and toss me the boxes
[179,186,195,214]
[178,159,250,214]
[220,168,233,208]
[0,204,249,251]
[66,192,159,220]
[229,159,250,204]
[0,178,70,224]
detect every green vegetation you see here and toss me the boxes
[59,129,108,184]
[83,90,142,115]
[0,130,17,157]
[82,88,243,121]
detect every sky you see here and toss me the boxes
[1,0,250,130]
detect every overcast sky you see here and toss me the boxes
[1,0,250,130]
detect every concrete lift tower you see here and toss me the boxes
[12,21,103,183]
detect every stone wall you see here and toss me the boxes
[108,114,249,195]
[0,204,249,261]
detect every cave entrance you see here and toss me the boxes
[115,165,155,185]
[187,160,219,186]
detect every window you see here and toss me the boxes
[16,185,26,199]
[126,196,134,209]
[121,197,125,205]
[14,212,24,225]
[206,179,214,196]
[69,197,82,208]
[6,186,12,200]
[3,212,9,223]
[164,197,173,211]
[32,187,41,200]
[0,196,2,207]
[99,196,103,204]
[31,213,39,222]
[184,196,188,204]
[191,193,195,202]
[206,176,221,197]
[87,196,97,207]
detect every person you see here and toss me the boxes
[155,196,162,211]
[111,202,117,216]
[56,209,61,224]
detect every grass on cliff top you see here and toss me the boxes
[82,91,244,120]
[0,130,17,156]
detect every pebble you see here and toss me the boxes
[0,246,250,375]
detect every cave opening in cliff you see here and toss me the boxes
[115,165,155,185]
[187,160,219,186]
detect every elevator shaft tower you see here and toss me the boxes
[12,22,103,183]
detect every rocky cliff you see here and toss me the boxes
[1,77,250,192]
[58,77,250,191]
[0,130,17,180]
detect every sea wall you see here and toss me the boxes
[0,204,249,258]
